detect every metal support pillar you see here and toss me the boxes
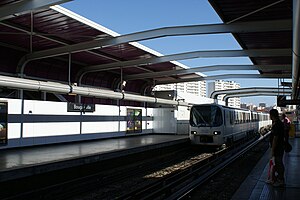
[292,0,300,99]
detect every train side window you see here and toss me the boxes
[226,111,231,125]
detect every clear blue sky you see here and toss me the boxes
[63,0,281,107]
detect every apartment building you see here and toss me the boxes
[154,81,207,98]
[207,80,241,108]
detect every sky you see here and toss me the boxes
[62,0,282,107]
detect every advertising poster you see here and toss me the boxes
[126,108,142,133]
[0,102,8,145]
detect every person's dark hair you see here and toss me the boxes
[270,109,279,118]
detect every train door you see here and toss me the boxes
[224,109,233,137]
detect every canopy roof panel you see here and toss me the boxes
[209,0,292,75]
[0,4,198,102]
[0,1,294,105]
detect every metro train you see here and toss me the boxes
[189,104,272,146]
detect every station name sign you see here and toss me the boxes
[67,103,95,112]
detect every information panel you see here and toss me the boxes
[126,108,142,134]
[0,102,8,145]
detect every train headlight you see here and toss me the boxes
[213,131,221,135]
[191,131,197,135]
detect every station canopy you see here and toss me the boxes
[209,0,292,75]
[0,0,294,105]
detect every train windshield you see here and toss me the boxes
[190,105,223,127]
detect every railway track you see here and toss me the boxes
[116,134,269,200]
[0,134,269,200]
[0,142,197,200]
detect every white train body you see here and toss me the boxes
[189,104,271,146]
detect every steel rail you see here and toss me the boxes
[116,133,269,200]
[175,133,270,200]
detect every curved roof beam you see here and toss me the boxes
[18,19,291,74]
[77,48,291,83]
[0,0,72,21]
[211,87,292,99]
[125,64,291,80]
[224,92,290,100]
[156,73,290,85]
[223,92,291,106]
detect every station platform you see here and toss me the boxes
[232,137,300,200]
[0,134,189,182]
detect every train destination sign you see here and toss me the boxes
[67,103,95,112]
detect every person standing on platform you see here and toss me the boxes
[282,113,291,145]
[269,109,285,187]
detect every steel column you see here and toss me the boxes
[292,0,300,99]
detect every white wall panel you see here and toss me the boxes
[26,101,75,115]
[23,122,80,137]
[177,106,190,120]
[147,108,153,117]
[7,123,21,139]
[0,98,155,149]
[147,121,153,129]
[153,108,177,134]
[119,106,126,116]
[92,104,119,116]
[82,122,119,133]
[119,121,127,131]
[0,98,21,114]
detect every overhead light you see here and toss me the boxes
[122,81,126,87]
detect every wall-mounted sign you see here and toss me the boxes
[0,101,8,145]
[67,103,95,112]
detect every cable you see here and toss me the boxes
[226,0,286,24]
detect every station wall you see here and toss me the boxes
[0,98,158,149]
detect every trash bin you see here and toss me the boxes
[289,123,296,138]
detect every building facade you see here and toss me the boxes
[207,80,241,108]
[153,81,207,98]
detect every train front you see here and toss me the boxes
[189,104,224,146]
